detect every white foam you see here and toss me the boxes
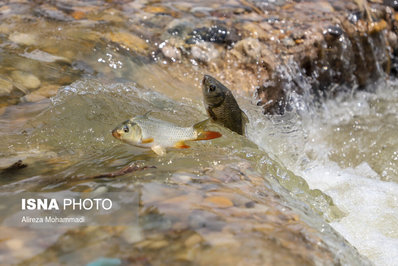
[247,82,398,265]
[299,161,398,266]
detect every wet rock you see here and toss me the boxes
[70,10,86,20]
[143,5,180,17]
[11,71,41,91]
[0,78,14,98]
[281,37,296,47]
[188,210,224,230]
[95,8,124,23]
[34,4,72,21]
[31,84,59,98]
[20,93,46,103]
[170,172,193,184]
[241,21,269,40]
[203,232,240,247]
[161,44,181,61]
[106,32,149,54]
[145,240,169,250]
[122,226,144,244]
[324,25,344,43]
[186,25,239,45]
[383,0,398,10]
[166,20,193,37]
[184,233,203,247]
[204,196,234,208]
[240,37,262,61]
[8,32,37,46]
[368,19,388,34]
[21,50,71,65]
[19,83,58,103]
[5,239,24,250]
[0,77,28,105]
[191,42,219,62]
[89,186,108,197]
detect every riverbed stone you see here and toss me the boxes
[0,77,13,97]
[9,32,38,46]
[122,226,144,244]
[190,42,219,62]
[20,93,46,103]
[161,44,181,61]
[106,32,149,54]
[139,0,396,114]
[0,77,28,105]
[204,196,234,208]
[11,71,41,91]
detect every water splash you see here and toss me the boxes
[248,79,398,265]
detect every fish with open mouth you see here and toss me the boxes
[112,112,222,156]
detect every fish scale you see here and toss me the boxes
[133,115,197,147]
[112,113,221,155]
[202,74,248,135]
[209,91,245,135]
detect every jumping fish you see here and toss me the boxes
[202,74,249,135]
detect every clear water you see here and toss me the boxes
[0,0,396,265]
[0,77,370,265]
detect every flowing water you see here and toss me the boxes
[0,0,397,265]
[248,80,398,265]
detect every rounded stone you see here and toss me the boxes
[191,42,219,62]
[0,78,13,97]
[9,33,37,46]
[11,71,41,91]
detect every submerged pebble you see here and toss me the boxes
[121,226,144,244]
[0,78,14,97]
[161,44,181,61]
[8,32,37,46]
[11,71,41,91]
[204,196,234,208]
[106,32,149,54]
[21,50,71,65]
[0,77,27,105]
[184,233,203,247]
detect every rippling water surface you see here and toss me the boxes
[0,0,397,265]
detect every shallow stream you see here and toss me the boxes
[0,1,397,265]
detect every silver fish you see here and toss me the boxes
[112,112,221,155]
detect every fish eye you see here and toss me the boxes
[123,125,129,133]
[209,84,216,92]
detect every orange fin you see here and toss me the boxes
[142,138,154,144]
[175,141,190,149]
[196,131,222,140]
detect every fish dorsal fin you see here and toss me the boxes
[193,118,210,131]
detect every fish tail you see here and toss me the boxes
[196,131,222,140]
